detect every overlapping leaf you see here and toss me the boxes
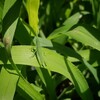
[64,26,100,51]
[0,46,93,100]
[48,12,82,40]
[23,0,40,34]
[0,67,19,100]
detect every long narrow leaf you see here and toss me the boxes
[82,58,99,84]
[23,0,40,34]
[17,77,44,100]
[2,0,22,34]
[48,12,82,39]
[0,67,19,100]
[64,26,100,51]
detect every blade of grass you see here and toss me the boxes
[23,0,40,34]
[82,58,99,84]
[2,0,22,34]
[17,77,44,100]
[0,67,19,100]
[48,12,82,39]
[64,60,93,100]
[64,26,100,51]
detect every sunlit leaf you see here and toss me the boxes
[17,77,44,100]
[48,12,82,40]
[0,46,93,100]
[0,67,19,100]
[64,26,100,51]
[23,0,40,34]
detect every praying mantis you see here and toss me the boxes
[2,1,55,97]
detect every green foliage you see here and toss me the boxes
[0,0,100,100]
[23,0,40,34]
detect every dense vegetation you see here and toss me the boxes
[0,0,100,100]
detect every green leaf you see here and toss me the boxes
[90,0,99,28]
[24,0,40,34]
[0,46,93,100]
[48,12,82,40]
[0,67,19,100]
[78,49,100,67]
[53,43,99,83]
[64,26,100,51]
[33,37,53,47]
[15,20,32,45]
[63,12,82,25]
[0,1,3,21]
[65,60,93,100]
[2,0,17,18]
[17,77,44,100]
[2,0,21,53]
[35,67,57,100]
[82,58,99,84]
[3,18,19,54]
[52,34,68,45]
[42,48,93,100]
[52,42,82,62]
[2,0,22,34]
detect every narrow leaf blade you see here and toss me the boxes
[0,67,19,100]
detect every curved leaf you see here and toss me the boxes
[0,46,93,100]
[17,77,44,100]
[48,12,82,40]
[64,26,100,51]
